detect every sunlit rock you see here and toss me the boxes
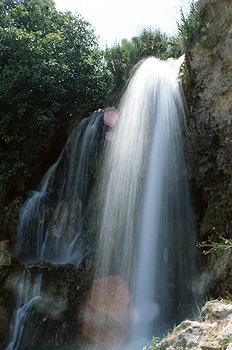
[156,300,232,350]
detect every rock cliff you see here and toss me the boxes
[187,0,232,244]
[184,0,232,297]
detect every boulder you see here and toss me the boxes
[155,300,232,350]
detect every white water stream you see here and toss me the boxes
[9,57,198,350]
[6,272,42,350]
[94,57,197,348]
[16,110,104,265]
[8,111,105,350]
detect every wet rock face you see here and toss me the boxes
[186,0,232,242]
[0,251,24,349]
[0,251,95,350]
[21,262,94,350]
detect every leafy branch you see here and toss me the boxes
[178,2,210,48]
[197,234,232,256]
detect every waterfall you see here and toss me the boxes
[88,57,197,349]
[131,57,197,345]
[16,110,105,265]
[9,57,198,350]
[7,110,105,350]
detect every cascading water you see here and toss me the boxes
[131,57,197,346]
[88,56,198,349]
[8,57,198,350]
[7,110,105,350]
[16,110,105,265]
[6,272,42,350]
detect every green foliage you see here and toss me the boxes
[218,335,232,349]
[165,36,183,59]
[150,337,160,349]
[179,52,194,103]
[207,307,217,319]
[104,43,125,96]
[103,28,177,104]
[145,336,187,350]
[0,0,113,206]
[197,234,232,256]
[143,336,161,350]
[178,2,210,47]
[129,28,169,61]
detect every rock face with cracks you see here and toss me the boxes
[185,0,232,305]
[186,0,232,244]
[155,300,232,350]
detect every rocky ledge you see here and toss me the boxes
[0,250,95,350]
[154,300,232,350]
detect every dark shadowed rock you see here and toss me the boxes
[0,251,95,350]
[186,0,232,245]
[0,251,24,349]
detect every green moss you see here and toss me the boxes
[218,335,232,349]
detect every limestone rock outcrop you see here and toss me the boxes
[154,300,232,350]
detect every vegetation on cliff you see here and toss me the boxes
[103,28,182,105]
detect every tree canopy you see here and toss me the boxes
[0,0,113,207]
[104,28,182,104]
[0,0,198,209]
